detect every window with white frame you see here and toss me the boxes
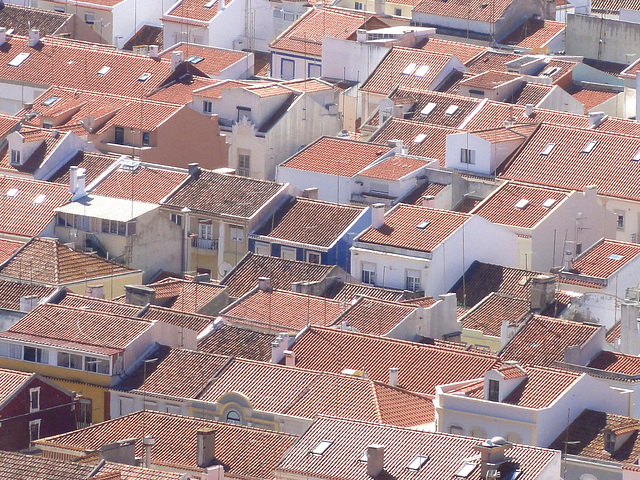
[29,419,41,443]
[394,7,402,15]
[361,262,376,285]
[615,210,625,230]
[85,356,109,374]
[238,153,250,177]
[255,241,270,256]
[170,213,182,226]
[199,221,213,240]
[24,346,48,364]
[281,246,297,260]
[10,149,20,165]
[0,342,21,359]
[307,251,321,264]
[57,351,83,370]
[231,226,244,243]
[460,148,476,165]
[405,269,421,292]
[203,100,213,114]
[100,219,135,236]
[29,387,40,412]
[308,63,321,78]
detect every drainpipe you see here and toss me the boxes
[182,207,191,274]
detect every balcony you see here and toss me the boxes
[192,237,219,250]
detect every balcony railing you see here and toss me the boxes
[192,237,219,250]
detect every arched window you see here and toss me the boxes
[226,410,241,425]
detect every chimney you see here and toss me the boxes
[142,435,155,469]
[171,50,184,71]
[284,350,296,367]
[206,465,225,480]
[148,45,159,58]
[529,274,555,312]
[583,184,597,200]
[19,295,39,313]
[70,167,86,200]
[387,139,406,155]
[99,438,136,466]
[374,0,386,15]
[367,445,385,477]
[371,203,385,229]
[620,302,640,355]
[188,162,200,176]
[85,284,104,299]
[0,28,6,47]
[28,29,40,47]
[589,111,607,128]
[388,367,399,387]
[125,285,156,306]
[356,29,367,43]
[303,187,319,200]
[524,104,534,117]
[258,277,271,292]
[51,129,59,138]
[422,195,435,208]
[69,166,78,194]
[474,438,513,479]
[197,428,216,468]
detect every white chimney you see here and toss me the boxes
[206,465,225,480]
[371,203,385,229]
[367,445,385,477]
[589,111,607,128]
[284,350,296,367]
[197,428,216,468]
[374,0,386,15]
[356,29,367,43]
[304,187,319,200]
[171,50,184,71]
[71,167,86,200]
[142,435,155,469]
[422,195,435,208]
[0,28,6,47]
[258,277,271,292]
[524,104,534,117]
[69,166,79,194]
[583,184,597,200]
[20,295,39,313]
[388,368,399,387]
[148,45,159,58]
[28,29,40,47]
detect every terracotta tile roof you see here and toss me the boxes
[0,367,33,405]
[462,102,590,131]
[163,169,286,218]
[271,8,388,56]
[0,4,73,37]
[370,119,458,165]
[499,315,602,367]
[160,43,248,77]
[401,181,448,205]
[139,306,213,334]
[0,278,55,311]
[401,296,437,307]
[607,322,621,344]
[120,345,230,397]
[502,19,566,49]
[361,47,456,95]
[0,113,20,140]
[327,282,407,302]
[0,238,23,264]
[0,175,69,237]
[163,0,233,23]
[359,155,430,180]
[223,289,344,331]
[460,293,530,337]
[566,239,640,279]
[498,123,640,202]
[123,25,164,51]
[471,181,570,228]
[220,252,335,299]
[583,57,628,76]
[0,128,65,176]
[413,0,514,22]
[281,137,389,177]
[460,70,523,89]
[420,37,487,64]
[356,204,470,253]
[0,303,153,355]
[197,321,278,361]
[276,415,558,480]
[498,363,527,379]
[281,78,337,93]
[549,409,640,463]
[193,79,255,98]
[0,237,136,285]
[47,151,119,185]
[566,85,619,111]
[588,350,640,377]
[0,450,97,480]
[37,410,297,477]
[593,116,640,136]
[471,123,537,142]
[197,357,435,427]
[146,277,226,313]
[253,197,366,248]
[91,164,188,204]
[56,292,141,316]
[337,297,418,336]
[508,82,553,106]
[291,326,501,394]
[466,51,523,74]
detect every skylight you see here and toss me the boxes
[138,73,152,82]
[420,102,437,117]
[205,0,216,7]
[406,455,429,471]
[582,140,597,153]
[445,105,459,116]
[609,254,623,260]
[633,149,640,161]
[414,133,427,144]
[6,188,19,198]
[8,52,30,67]
[416,221,430,229]
[358,451,368,463]
[541,66,559,77]
[310,440,333,456]
[33,194,46,205]
[402,63,417,75]
[188,56,205,64]
[455,462,477,478]
[540,143,555,156]
[414,65,429,77]
[97,66,111,76]
[43,96,61,106]
[515,199,529,209]
[542,198,556,208]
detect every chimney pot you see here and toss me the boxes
[148,45,159,58]
[284,350,296,367]
[388,367,399,387]
[524,104,534,117]
[171,50,184,71]
[188,162,200,176]
[85,284,104,299]
[589,111,607,128]
[422,195,435,208]
[197,428,216,468]
[371,203,385,229]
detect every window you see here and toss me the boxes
[144,400,158,410]
[101,219,135,236]
[488,379,500,401]
[231,226,244,243]
[54,6,65,12]
[361,263,376,285]
[85,356,109,374]
[307,251,321,264]
[0,342,21,359]
[84,12,95,25]
[405,269,421,292]
[460,148,475,165]
[576,243,582,255]
[370,182,389,194]
[541,143,555,156]
[255,241,270,256]
[10,149,20,165]
[170,213,182,226]
[395,7,402,15]
[604,432,616,452]
[355,1,363,8]
[114,126,124,145]
[455,462,477,478]
[469,89,484,98]
[203,100,213,114]
[119,396,134,416]
[226,410,241,425]
[199,221,213,240]
[406,455,429,471]
[308,63,322,77]
[281,246,297,260]
[58,352,83,370]
[281,59,295,80]
[237,106,251,122]
[142,131,150,147]
[24,346,48,364]
[238,153,250,176]
[310,440,333,456]
[449,425,464,434]
[29,387,40,412]
[615,210,625,230]
[29,419,41,443]
[42,121,53,128]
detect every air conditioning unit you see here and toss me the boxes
[326,103,339,115]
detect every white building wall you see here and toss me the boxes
[276,167,353,203]
[536,86,585,114]
[322,37,390,83]
[0,81,48,115]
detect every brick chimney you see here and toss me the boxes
[530,275,555,312]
